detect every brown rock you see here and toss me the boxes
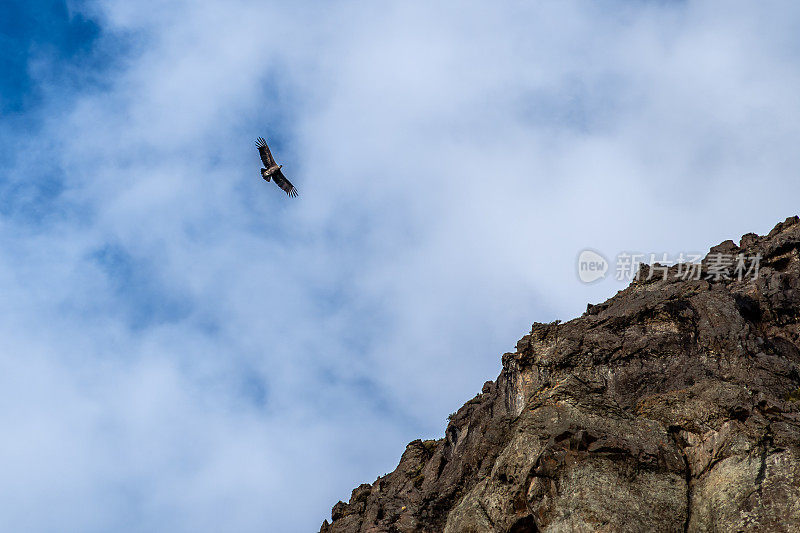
[322,218,800,532]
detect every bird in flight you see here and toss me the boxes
[255,137,298,197]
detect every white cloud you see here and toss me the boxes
[4,0,800,530]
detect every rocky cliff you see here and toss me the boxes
[321,217,800,533]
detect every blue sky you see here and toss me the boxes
[0,0,99,114]
[3,1,800,531]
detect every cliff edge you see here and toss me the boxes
[322,217,800,533]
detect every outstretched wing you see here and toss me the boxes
[255,137,275,168]
[272,169,298,198]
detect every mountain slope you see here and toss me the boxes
[322,217,800,532]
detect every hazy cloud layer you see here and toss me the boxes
[3,1,800,530]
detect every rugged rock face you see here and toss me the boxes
[321,217,800,533]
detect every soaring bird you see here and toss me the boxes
[255,137,298,197]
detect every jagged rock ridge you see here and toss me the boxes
[322,217,800,532]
